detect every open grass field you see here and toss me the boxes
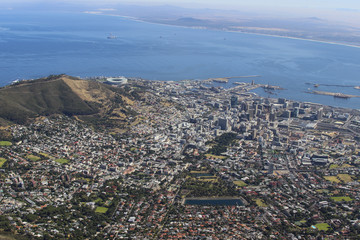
[77,177,91,182]
[55,158,69,164]
[198,176,218,182]
[324,176,341,183]
[190,171,209,174]
[324,174,353,183]
[329,164,353,169]
[0,234,17,240]
[315,223,331,231]
[337,174,353,183]
[95,207,108,213]
[26,154,41,162]
[39,152,49,158]
[331,196,353,202]
[0,158,6,167]
[329,164,340,169]
[205,154,227,159]
[316,189,330,194]
[233,180,247,187]
[255,198,267,207]
[0,141,12,146]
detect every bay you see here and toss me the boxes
[1,10,360,108]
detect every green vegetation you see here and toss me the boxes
[315,223,331,231]
[329,164,353,169]
[0,75,100,124]
[39,152,49,158]
[233,180,247,187]
[55,158,69,164]
[324,174,353,184]
[295,220,307,226]
[0,235,16,240]
[0,141,12,146]
[190,171,209,174]
[316,189,329,194]
[0,75,138,130]
[26,155,41,162]
[182,173,238,197]
[77,177,91,182]
[337,174,353,183]
[197,176,218,182]
[329,164,339,169]
[331,196,353,202]
[205,154,227,159]
[207,132,238,155]
[0,158,7,167]
[95,206,109,213]
[255,198,267,207]
[324,176,341,183]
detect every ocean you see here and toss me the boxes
[1,10,360,108]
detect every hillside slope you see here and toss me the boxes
[0,75,135,127]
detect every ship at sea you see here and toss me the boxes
[107,33,117,39]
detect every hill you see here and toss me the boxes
[0,75,137,129]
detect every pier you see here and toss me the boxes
[307,90,360,99]
[306,82,355,88]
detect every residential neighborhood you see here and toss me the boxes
[0,78,360,239]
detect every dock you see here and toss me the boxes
[228,83,283,93]
[306,82,355,88]
[262,84,285,90]
[203,75,261,84]
[307,90,360,99]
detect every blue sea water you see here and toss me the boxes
[1,10,360,108]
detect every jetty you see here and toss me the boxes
[307,90,360,99]
[306,82,355,88]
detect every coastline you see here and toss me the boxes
[2,10,360,109]
[83,12,360,49]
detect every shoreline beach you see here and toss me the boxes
[84,12,360,49]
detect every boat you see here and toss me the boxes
[107,33,117,39]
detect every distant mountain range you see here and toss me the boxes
[0,75,137,129]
